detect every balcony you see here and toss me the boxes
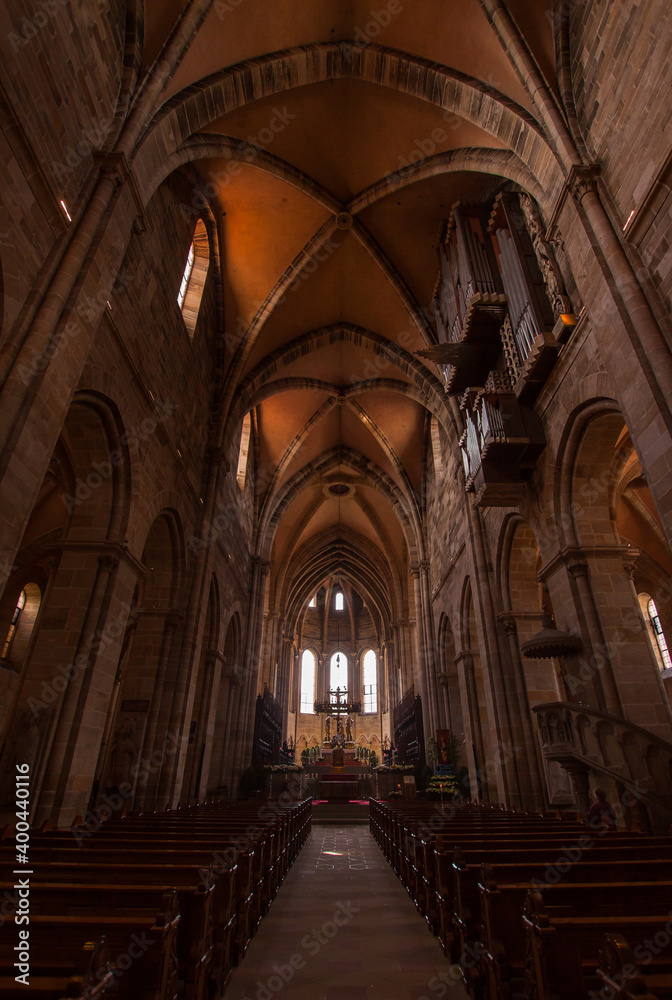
[421,195,576,403]
[460,390,546,506]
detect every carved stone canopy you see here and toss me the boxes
[520,608,583,659]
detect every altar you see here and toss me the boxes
[321,745,358,766]
[317,772,362,801]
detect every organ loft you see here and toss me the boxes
[0,2,672,998]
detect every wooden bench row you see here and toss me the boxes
[0,797,311,999]
[370,799,672,1000]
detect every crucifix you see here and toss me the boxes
[329,686,348,713]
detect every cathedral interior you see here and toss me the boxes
[1,0,672,994]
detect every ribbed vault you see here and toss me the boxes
[132,2,568,678]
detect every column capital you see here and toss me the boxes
[207,446,230,470]
[98,553,120,575]
[254,557,271,577]
[93,151,150,232]
[454,648,474,669]
[497,612,518,635]
[568,164,601,204]
[205,648,225,668]
[165,610,185,631]
[538,544,632,583]
[46,540,146,578]
[622,547,640,580]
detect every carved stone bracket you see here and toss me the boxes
[497,612,518,636]
[93,151,150,233]
[519,192,573,317]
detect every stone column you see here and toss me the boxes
[557,757,591,815]
[497,613,546,810]
[232,558,270,784]
[30,544,140,826]
[217,660,242,796]
[419,560,440,742]
[566,556,621,716]
[454,649,487,801]
[568,168,672,551]
[464,491,518,804]
[188,648,225,802]
[410,566,433,758]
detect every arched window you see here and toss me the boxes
[300,650,316,713]
[430,416,444,484]
[647,598,672,670]
[330,651,348,701]
[2,589,25,659]
[334,591,344,611]
[178,219,210,338]
[362,649,377,713]
[236,413,251,490]
[1,583,41,667]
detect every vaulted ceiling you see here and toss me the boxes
[145,1,558,631]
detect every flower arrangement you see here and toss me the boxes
[426,735,439,767]
[426,767,460,801]
[374,764,413,773]
[264,764,302,772]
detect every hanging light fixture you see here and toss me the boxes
[335,401,343,677]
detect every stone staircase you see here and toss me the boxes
[533,701,672,833]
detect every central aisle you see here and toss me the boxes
[225,825,469,1000]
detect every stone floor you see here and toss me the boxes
[225,826,469,1000]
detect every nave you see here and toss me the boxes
[226,824,467,1000]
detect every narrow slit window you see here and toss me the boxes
[300,650,316,713]
[178,219,210,338]
[330,651,347,701]
[309,596,316,608]
[177,242,195,309]
[362,649,377,713]
[2,589,26,659]
[648,598,672,670]
[334,591,344,611]
[236,413,251,490]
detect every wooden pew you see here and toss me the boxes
[0,890,180,1000]
[371,799,672,1000]
[598,932,672,1000]
[0,934,113,999]
[0,839,256,962]
[0,879,213,1000]
[479,879,672,1000]
[523,889,672,1000]
[1,797,312,997]
[448,839,672,968]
